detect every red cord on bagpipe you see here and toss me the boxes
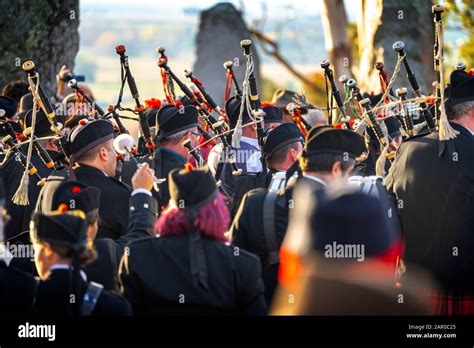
[161,69,174,105]
[224,70,234,102]
[291,108,308,138]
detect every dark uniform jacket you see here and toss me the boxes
[119,234,267,315]
[386,123,474,289]
[231,170,275,218]
[34,268,131,316]
[229,177,326,304]
[85,192,158,293]
[1,151,55,243]
[0,258,37,316]
[0,151,56,274]
[121,148,186,212]
[36,164,132,240]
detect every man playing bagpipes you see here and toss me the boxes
[121,103,200,212]
[386,68,474,315]
[230,123,303,218]
[209,95,262,197]
[229,126,366,305]
[36,120,132,241]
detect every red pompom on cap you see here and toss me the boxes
[58,203,69,212]
[145,98,162,109]
[184,162,194,172]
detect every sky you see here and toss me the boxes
[80,0,359,21]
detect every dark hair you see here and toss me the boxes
[86,210,99,227]
[49,244,97,268]
[267,142,300,168]
[299,153,355,173]
[1,80,29,104]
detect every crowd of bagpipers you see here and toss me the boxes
[1,25,474,317]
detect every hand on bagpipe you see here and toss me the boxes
[114,133,164,192]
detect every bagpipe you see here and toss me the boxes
[155,46,243,178]
[156,46,218,140]
[305,4,463,170]
[109,2,463,184]
[184,69,226,123]
[237,39,265,149]
[321,59,349,127]
[285,102,310,138]
[0,60,74,205]
[68,77,129,137]
[223,60,242,101]
[7,2,464,205]
[114,44,155,153]
[392,40,437,133]
[67,78,105,118]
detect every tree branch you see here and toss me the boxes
[248,28,321,94]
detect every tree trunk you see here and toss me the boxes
[321,0,352,79]
[0,0,80,94]
[356,0,435,94]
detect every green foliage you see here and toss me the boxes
[459,38,474,63]
[302,71,327,107]
[260,76,279,102]
[444,0,474,64]
[347,22,359,67]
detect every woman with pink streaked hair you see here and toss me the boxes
[119,165,267,315]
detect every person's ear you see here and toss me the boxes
[87,221,98,240]
[48,138,57,150]
[180,132,190,144]
[98,146,108,161]
[43,243,53,258]
[289,148,297,162]
[331,161,342,176]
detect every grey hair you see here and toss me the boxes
[302,109,326,127]
[161,127,197,145]
[450,101,474,120]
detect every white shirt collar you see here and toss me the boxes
[303,174,327,186]
[0,243,13,266]
[240,136,259,149]
[49,264,88,281]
